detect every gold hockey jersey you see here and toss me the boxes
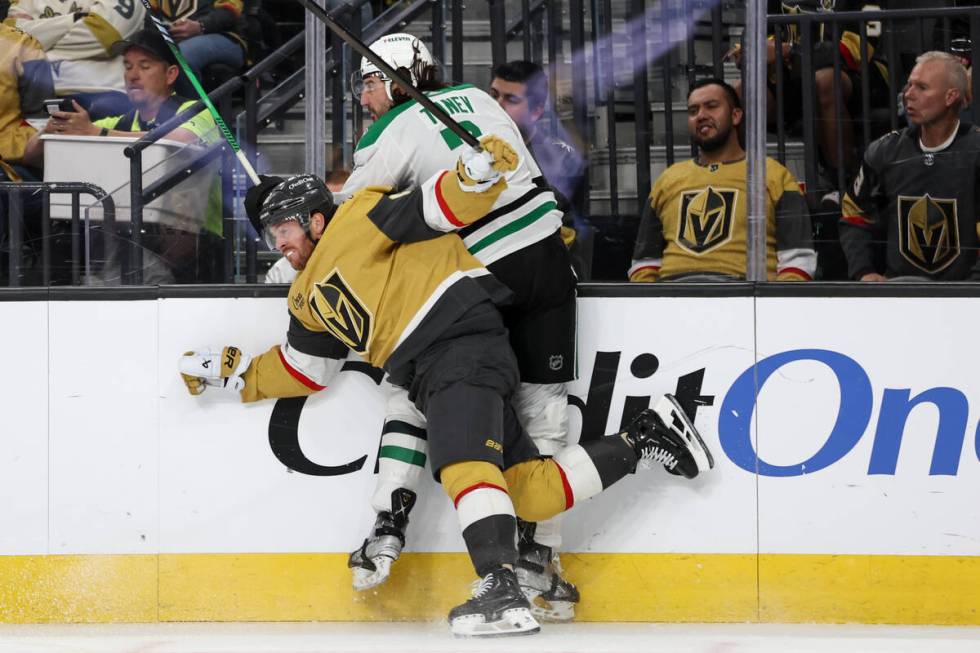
[0,25,43,166]
[629,157,816,282]
[240,171,511,403]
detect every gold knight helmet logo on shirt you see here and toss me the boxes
[310,268,373,353]
[677,186,738,254]
[151,0,199,21]
[897,194,960,274]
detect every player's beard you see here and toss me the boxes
[693,122,733,153]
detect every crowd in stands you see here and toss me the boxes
[3,0,980,285]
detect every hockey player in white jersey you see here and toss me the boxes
[341,33,579,621]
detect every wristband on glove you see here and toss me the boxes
[179,346,252,396]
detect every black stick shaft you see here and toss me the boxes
[294,0,481,150]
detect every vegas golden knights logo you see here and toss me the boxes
[677,186,738,254]
[897,194,959,274]
[310,269,372,353]
[151,0,198,21]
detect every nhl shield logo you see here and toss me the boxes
[677,186,738,254]
[897,194,960,274]
[310,268,373,353]
[549,354,564,371]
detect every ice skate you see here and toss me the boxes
[623,394,714,478]
[516,542,579,621]
[515,520,578,621]
[348,489,416,591]
[449,567,540,637]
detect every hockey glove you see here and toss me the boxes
[456,134,519,193]
[179,346,252,396]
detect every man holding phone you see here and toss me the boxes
[22,28,217,169]
[20,28,221,285]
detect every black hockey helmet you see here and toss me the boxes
[244,174,284,237]
[255,174,335,248]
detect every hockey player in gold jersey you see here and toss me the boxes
[178,136,715,637]
[630,79,816,282]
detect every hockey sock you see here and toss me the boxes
[370,417,428,513]
[571,435,639,490]
[441,460,519,576]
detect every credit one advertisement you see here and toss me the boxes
[1,295,977,556]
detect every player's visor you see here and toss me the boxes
[350,71,387,97]
[262,215,305,250]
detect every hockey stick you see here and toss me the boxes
[136,0,260,185]
[292,0,481,150]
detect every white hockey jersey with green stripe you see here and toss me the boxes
[340,84,562,265]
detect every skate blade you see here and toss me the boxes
[654,394,715,474]
[529,597,575,622]
[351,557,392,591]
[451,607,541,638]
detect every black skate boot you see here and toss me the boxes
[515,520,579,621]
[348,488,416,591]
[449,567,540,637]
[623,394,714,479]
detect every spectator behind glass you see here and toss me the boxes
[0,23,44,182]
[729,1,892,182]
[840,51,980,282]
[22,28,217,168]
[148,0,247,89]
[489,60,592,279]
[629,78,816,283]
[5,0,144,113]
[20,28,222,285]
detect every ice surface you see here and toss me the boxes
[1,622,979,653]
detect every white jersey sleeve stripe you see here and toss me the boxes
[420,170,464,232]
[279,342,344,389]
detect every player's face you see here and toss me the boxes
[360,74,393,120]
[687,84,741,151]
[490,78,538,137]
[903,60,958,127]
[268,220,315,271]
[123,49,177,107]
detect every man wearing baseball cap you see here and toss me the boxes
[22,28,217,167]
[21,27,223,284]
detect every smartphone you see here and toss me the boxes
[43,98,74,115]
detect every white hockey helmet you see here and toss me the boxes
[351,33,435,100]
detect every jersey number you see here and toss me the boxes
[440,120,482,151]
[114,0,135,18]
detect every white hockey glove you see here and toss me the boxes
[179,346,252,396]
[456,134,519,193]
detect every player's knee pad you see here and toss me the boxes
[371,385,428,513]
[440,461,515,530]
[513,382,569,456]
[503,459,569,523]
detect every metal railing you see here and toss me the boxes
[11,2,980,286]
[1,182,115,286]
[769,6,980,194]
